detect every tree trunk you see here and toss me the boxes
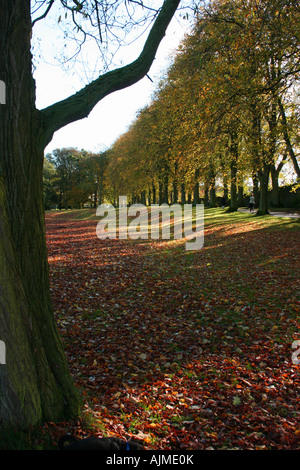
[0,178,42,424]
[141,190,146,206]
[152,181,156,204]
[252,172,259,206]
[223,181,229,202]
[227,131,239,212]
[0,0,80,427]
[257,164,270,215]
[238,183,244,207]
[193,168,200,205]
[0,0,180,428]
[159,181,163,204]
[204,185,209,207]
[180,183,186,204]
[270,166,279,207]
[93,186,98,208]
[228,160,238,211]
[147,187,152,205]
[172,180,178,204]
[164,174,169,204]
[209,186,216,207]
[193,182,200,205]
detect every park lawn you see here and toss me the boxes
[37,208,299,449]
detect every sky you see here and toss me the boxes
[32,4,191,155]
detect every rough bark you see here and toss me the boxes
[0,0,180,428]
[0,0,81,427]
[0,178,42,425]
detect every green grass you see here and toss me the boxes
[46,206,299,233]
[46,208,99,220]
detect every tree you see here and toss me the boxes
[50,147,82,209]
[0,0,181,428]
[88,152,110,207]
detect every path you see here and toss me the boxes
[238,208,300,218]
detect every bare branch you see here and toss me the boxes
[41,0,181,146]
[32,0,55,27]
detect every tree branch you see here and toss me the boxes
[41,0,180,146]
[32,0,55,28]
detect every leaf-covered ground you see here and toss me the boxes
[44,208,299,450]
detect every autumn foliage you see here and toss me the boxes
[104,0,300,215]
[42,208,300,450]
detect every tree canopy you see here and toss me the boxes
[100,0,299,213]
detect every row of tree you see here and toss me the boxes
[102,0,300,214]
[44,0,300,215]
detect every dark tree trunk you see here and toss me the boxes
[257,163,270,215]
[0,0,80,427]
[148,187,152,205]
[193,182,200,205]
[152,181,156,204]
[172,180,178,204]
[204,185,209,207]
[193,168,200,205]
[252,172,259,206]
[227,131,239,212]
[141,190,146,206]
[164,174,169,204]
[238,183,244,207]
[159,181,163,204]
[209,186,216,207]
[181,183,186,204]
[270,166,279,207]
[223,181,229,201]
[228,160,238,211]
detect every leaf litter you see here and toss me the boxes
[43,210,300,450]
